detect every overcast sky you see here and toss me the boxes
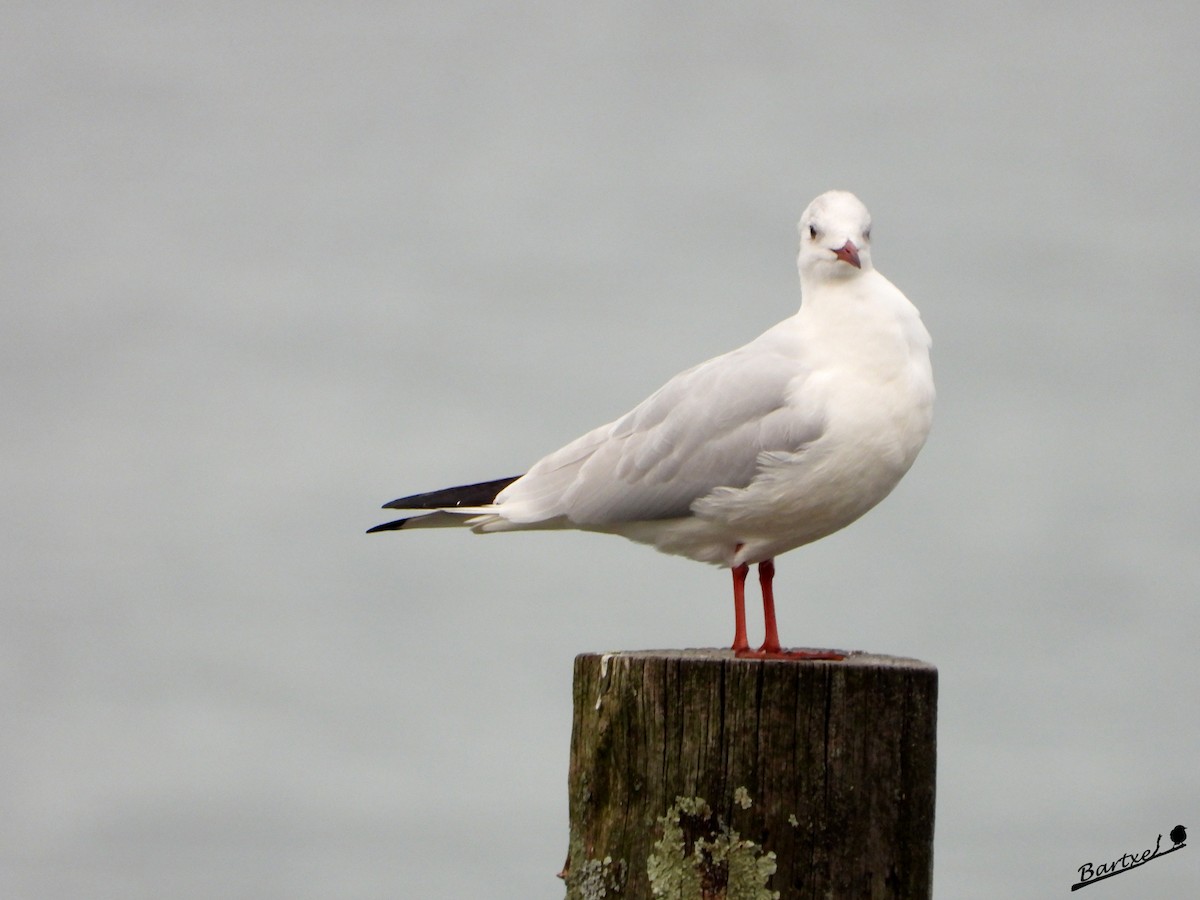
[4,2,1200,897]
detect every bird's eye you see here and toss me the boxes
[808,224,818,240]
[863,228,871,241]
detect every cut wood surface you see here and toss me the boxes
[562,649,937,899]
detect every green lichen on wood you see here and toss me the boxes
[566,853,628,899]
[564,825,628,899]
[646,795,779,900]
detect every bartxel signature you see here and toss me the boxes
[1071,825,1187,891]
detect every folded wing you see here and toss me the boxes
[492,335,825,526]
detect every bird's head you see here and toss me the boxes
[797,190,874,281]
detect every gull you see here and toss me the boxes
[369,190,934,658]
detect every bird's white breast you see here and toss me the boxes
[686,271,933,563]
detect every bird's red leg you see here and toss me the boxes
[731,562,750,652]
[758,558,781,654]
[734,559,846,661]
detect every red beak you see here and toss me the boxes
[833,240,861,269]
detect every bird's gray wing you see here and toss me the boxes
[494,336,826,526]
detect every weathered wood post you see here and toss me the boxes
[562,650,936,899]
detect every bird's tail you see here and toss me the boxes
[366,475,521,533]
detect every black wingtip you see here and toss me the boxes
[380,475,522,511]
[366,517,410,534]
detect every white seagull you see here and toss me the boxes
[370,190,934,658]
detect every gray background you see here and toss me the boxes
[4,2,1198,897]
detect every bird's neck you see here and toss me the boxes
[796,271,930,373]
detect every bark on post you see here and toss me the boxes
[562,649,936,899]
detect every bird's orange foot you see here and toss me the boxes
[734,647,847,661]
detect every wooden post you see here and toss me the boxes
[562,650,936,899]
